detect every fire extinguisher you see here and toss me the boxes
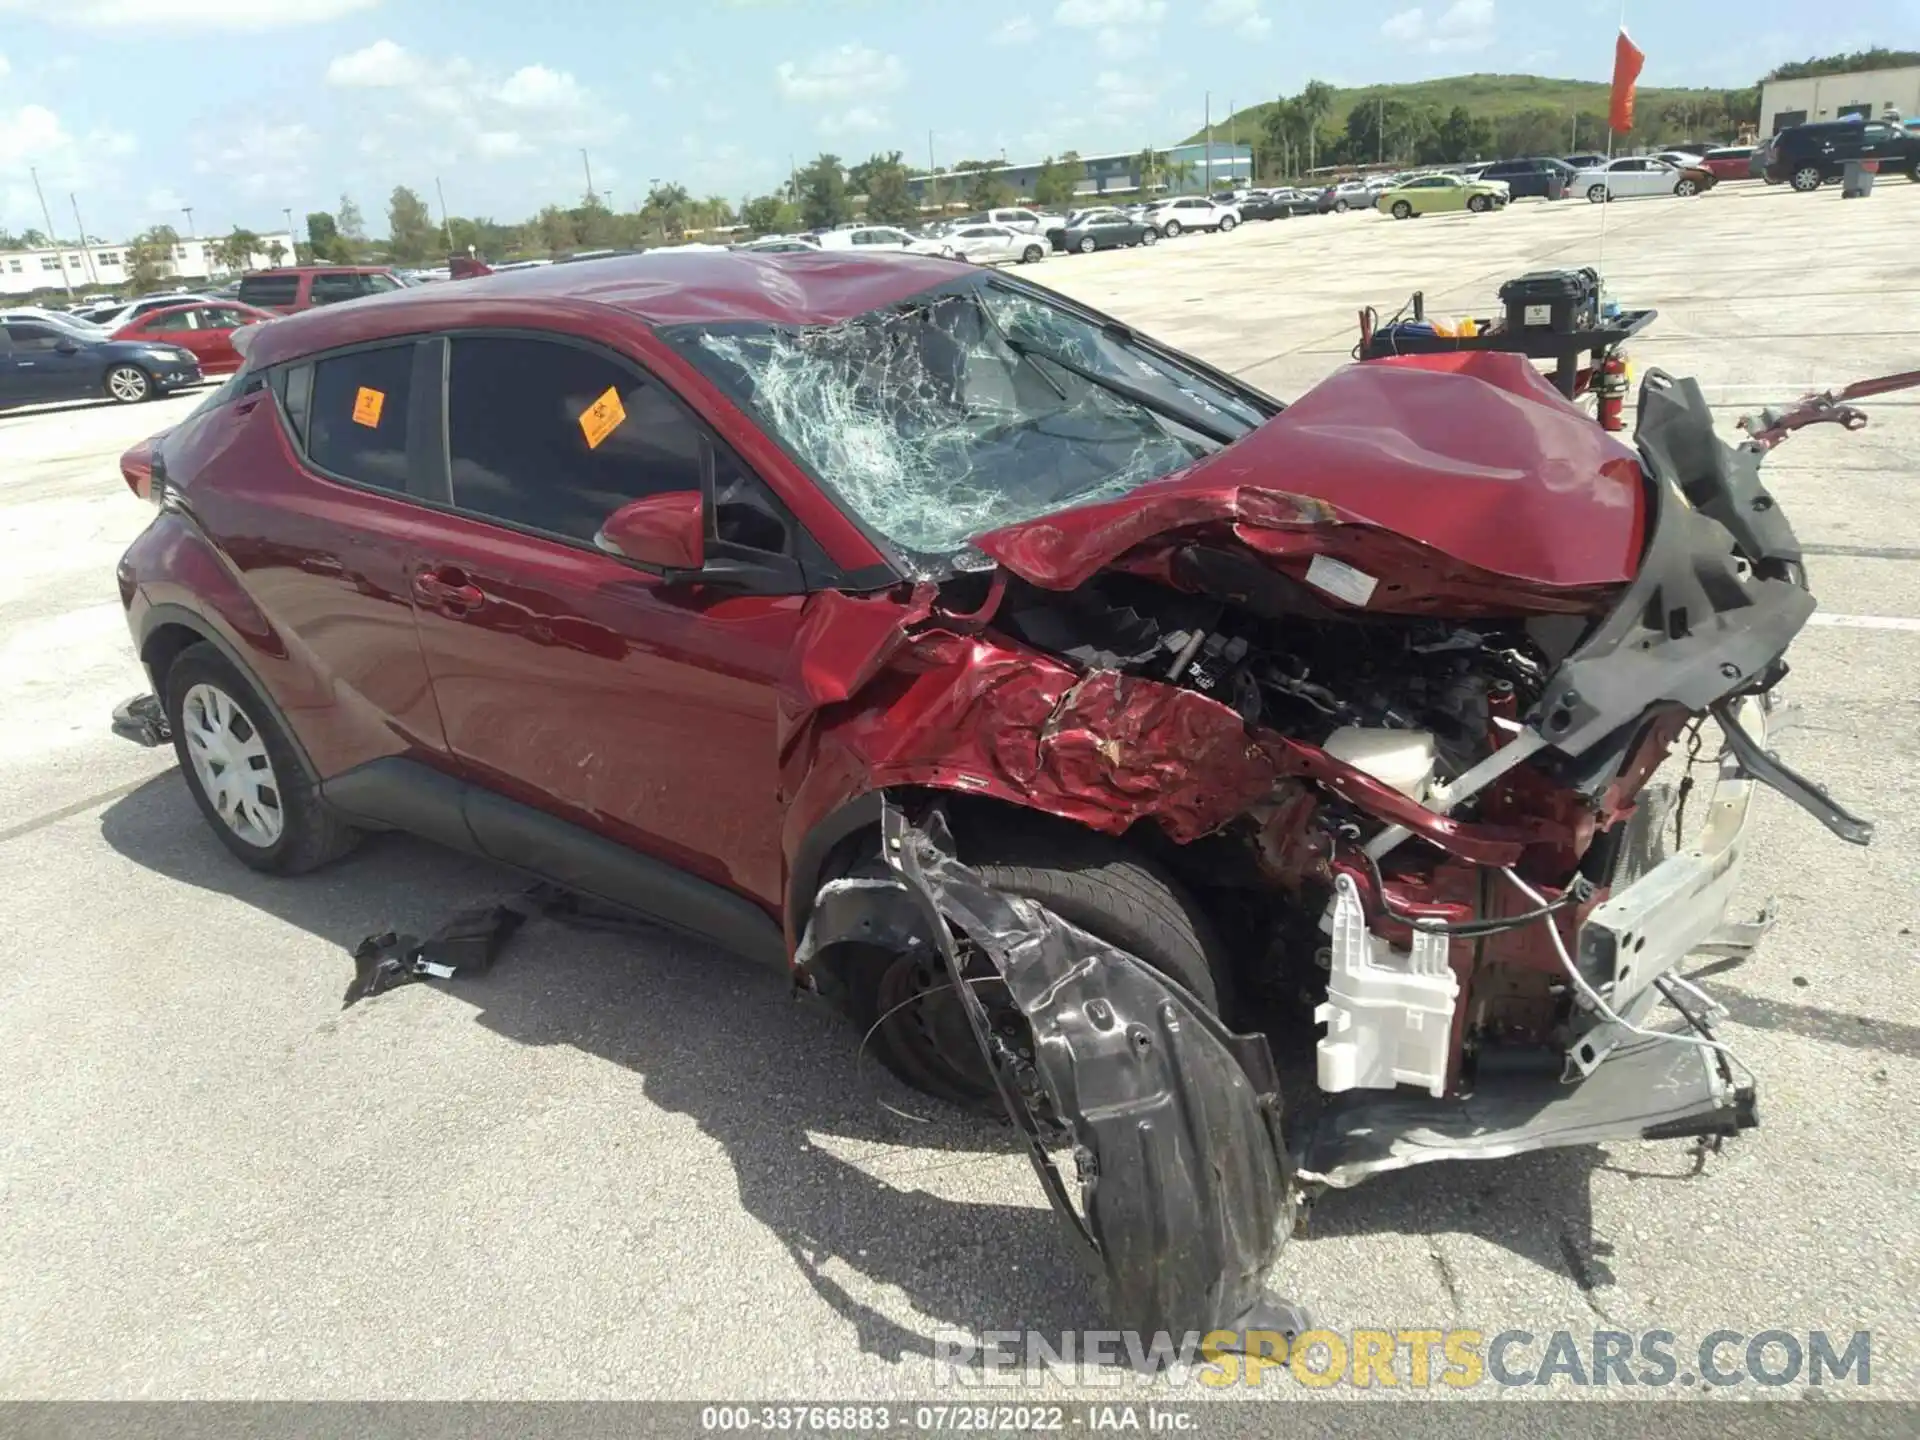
[1595,352,1630,432]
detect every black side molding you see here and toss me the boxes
[320,756,786,970]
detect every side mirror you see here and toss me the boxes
[56,338,81,354]
[595,491,705,572]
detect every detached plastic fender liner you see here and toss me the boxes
[883,802,1301,1344]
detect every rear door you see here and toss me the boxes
[403,331,817,908]
[143,308,212,367]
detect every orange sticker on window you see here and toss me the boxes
[351,387,385,428]
[578,386,626,449]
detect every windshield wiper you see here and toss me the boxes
[1003,336,1242,446]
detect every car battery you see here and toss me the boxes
[1498,267,1599,334]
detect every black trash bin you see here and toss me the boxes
[1544,171,1566,202]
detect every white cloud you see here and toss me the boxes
[498,64,584,111]
[1202,0,1270,39]
[1382,0,1495,52]
[1055,0,1164,23]
[819,105,889,138]
[1,101,137,224]
[194,122,313,198]
[475,131,532,159]
[0,52,10,78]
[325,38,422,87]
[0,0,378,29]
[1092,70,1162,115]
[1381,7,1425,41]
[775,44,906,103]
[992,16,1038,45]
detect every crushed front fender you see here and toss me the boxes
[883,803,1301,1344]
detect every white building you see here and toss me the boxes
[0,231,299,299]
[1759,66,1920,135]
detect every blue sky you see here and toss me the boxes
[1,0,1913,242]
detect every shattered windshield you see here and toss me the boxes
[666,275,1269,573]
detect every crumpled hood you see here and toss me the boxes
[974,351,1647,593]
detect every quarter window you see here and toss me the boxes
[307,343,416,492]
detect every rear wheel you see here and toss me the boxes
[1021,244,1044,264]
[1162,219,1183,237]
[849,822,1228,1106]
[1391,200,1413,220]
[1791,165,1823,192]
[1078,235,1098,253]
[164,643,360,875]
[1139,227,1158,245]
[105,364,151,404]
[1587,184,1610,203]
[1332,199,1349,213]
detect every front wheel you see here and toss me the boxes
[1391,200,1413,220]
[1675,177,1700,196]
[1218,213,1237,231]
[1467,194,1491,213]
[1791,165,1823,192]
[1587,184,1610,203]
[164,643,360,875]
[1021,244,1044,264]
[105,364,152,404]
[1162,219,1183,237]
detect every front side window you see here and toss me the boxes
[668,274,1269,573]
[4,322,65,353]
[310,273,365,305]
[306,343,416,492]
[148,311,197,331]
[446,336,704,545]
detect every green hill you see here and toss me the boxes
[1185,72,1755,167]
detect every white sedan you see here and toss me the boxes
[943,223,1048,265]
[1572,156,1697,202]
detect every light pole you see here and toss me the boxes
[283,206,294,252]
[434,176,455,255]
[182,206,195,237]
[70,193,100,284]
[29,167,74,296]
[580,149,595,203]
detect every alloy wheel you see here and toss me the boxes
[1587,185,1609,203]
[180,682,284,848]
[107,366,150,403]
[1392,201,1412,220]
[1791,167,1822,192]
[1079,236,1098,253]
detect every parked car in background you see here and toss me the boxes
[1376,172,1509,218]
[236,266,404,314]
[1766,119,1920,189]
[1,306,112,336]
[814,226,954,257]
[1316,177,1385,212]
[1048,209,1159,252]
[1478,156,1576,199]
[737,236,820,253]
[1,316,201,408]
[82,292,222,329]
[971,207,1060,235]
[1698,146,1756,181]
[945,223,1046,265]
[1237,188,1316,219]
[1572,156,1714,201]
[1145,195,1241,235]
[1563,152,1609,171]
[111,301,276,377]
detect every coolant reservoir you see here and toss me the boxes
[1321,727,1438,800]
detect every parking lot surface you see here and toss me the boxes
[3,185,1916,1401]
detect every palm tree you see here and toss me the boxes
[1300,79,1336,174]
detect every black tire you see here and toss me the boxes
[1162,219,1183,237]
[1790,165,1822,192]
[1021,244,1044,264]
[1391,200,1413,220]
[1332,199,1348,213]
[104,364,152,404]
[1587,184,1609,203]
[164,642,360,875]
[1078,235,1098,254]
[1468,194,1490,213]
[1218,213,1237,231]
[1675,177,1700,196]
[1139,227,1158,245]
[844,819,1230,1106]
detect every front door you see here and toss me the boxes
[405,332,809,908]
[1,321,90,403]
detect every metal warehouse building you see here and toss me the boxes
[1759,65,1920,134]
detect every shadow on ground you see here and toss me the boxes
[96,768,1724,1341]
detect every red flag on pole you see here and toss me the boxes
[1610,29,1645,133]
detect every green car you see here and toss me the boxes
[1376,173,1509,219]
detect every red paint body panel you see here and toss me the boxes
[977,352,1647,597]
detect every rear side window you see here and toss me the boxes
[307,344,415,492]
[237,274,300,308]
[310,273,369,305]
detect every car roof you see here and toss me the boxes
[242,249,968,368]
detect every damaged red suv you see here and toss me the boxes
[113,252,1869,1341]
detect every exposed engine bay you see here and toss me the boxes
[790,354,1887,1346]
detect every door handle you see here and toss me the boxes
[413,567,484,611]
